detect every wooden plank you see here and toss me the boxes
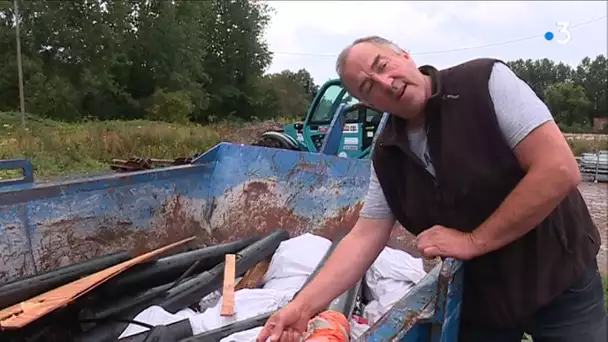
[0,236,195,330]
[220,254,236,316]
[235,258,270,291]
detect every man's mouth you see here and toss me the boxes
[397,84,407,100]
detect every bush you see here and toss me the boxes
[144,89,194,124]
[604,276,608,309]
[0,112,221,178]
[567,137,608,155]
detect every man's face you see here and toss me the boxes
[340,42,429,120]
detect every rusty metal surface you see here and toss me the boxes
[362,259,463,342]
[0,142,380,284]
[0,142,464,341]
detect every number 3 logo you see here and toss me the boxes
[556,21,571,44]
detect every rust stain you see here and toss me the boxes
[1,224,37,282]
[36,217,135,273]
[388,224,440,272]
[286,161,328,187]
[34,195,209,274]
[215,179,310,241]
[148,194,214,251]
[295,162,318,170]
[316,202,363,240]
[23,177,441,281]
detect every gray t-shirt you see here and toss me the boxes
[360,62,554,220]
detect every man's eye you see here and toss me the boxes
[379,62,388,70]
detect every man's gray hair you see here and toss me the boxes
[335,36,403,79]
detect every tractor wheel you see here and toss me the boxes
[254,136,289,149]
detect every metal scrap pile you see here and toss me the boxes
[109,156,197,172]
[0,231,285,342]
[0,230,428,342]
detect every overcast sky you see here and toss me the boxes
[263,1,608,84]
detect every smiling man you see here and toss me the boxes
[257,36,606,342]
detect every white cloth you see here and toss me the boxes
[118,234,428,341]
[362,246,427,324]
[119,233,332,340]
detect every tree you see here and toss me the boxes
[507,55,606,131]
[573,55,607,123]
[0,1,604,131]
[544,82,592,127]
[0,0,275,123]
[506,58,573,100]
[260,69,317,119]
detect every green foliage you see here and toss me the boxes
[506,56,607,130]
[0,111,297,179]
[567,138,608,156]
[145,89,194,124]
[0,1,604,132]
[0,111,222,178]
[544,82,592,127]
[604,276,608,309]
[0,0,317,124]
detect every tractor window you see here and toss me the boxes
[341,94,360,122]
[309,84,343,124]
[366,110,384,123]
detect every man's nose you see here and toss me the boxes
[371,74,395,91]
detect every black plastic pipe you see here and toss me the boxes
[179,232,347,342]
[0,251,130,310]
[96,236,259,297]
[160,229,290,313]
[77,229,290,342]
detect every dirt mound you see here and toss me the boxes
[220,120,285,145]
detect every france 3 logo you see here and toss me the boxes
[544,22,572,44]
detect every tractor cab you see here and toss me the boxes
[257,79,386,159]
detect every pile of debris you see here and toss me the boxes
[109,156,197,172]
[0,230,427,342]
[109,120,285,173]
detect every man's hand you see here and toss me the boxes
[256,216,394,341]
[257,302,312,342]
[415,225,481,260]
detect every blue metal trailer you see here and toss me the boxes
[0,139,463,341]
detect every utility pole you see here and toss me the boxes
[14,0,25,127]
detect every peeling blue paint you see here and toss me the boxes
[0,142,463,341]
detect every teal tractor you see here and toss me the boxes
[254,79,388,159]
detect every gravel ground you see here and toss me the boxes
[579,181,608,275]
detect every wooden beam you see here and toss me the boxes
[220,254,236,316]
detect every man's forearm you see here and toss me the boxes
[292,222,391,315]
[471,163,580,255]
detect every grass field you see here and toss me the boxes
[2,111,607,180]
[0,112,289,179]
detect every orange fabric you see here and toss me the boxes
[303,310,350,342]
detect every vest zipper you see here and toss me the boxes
[391,143,439,188]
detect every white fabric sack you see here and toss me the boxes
[261,233,331,292]
[362,246,427,324]
[365,246,426,300]
[220,327,264,342]
[189,288,293,334]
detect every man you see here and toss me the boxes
[257,36,606,342]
